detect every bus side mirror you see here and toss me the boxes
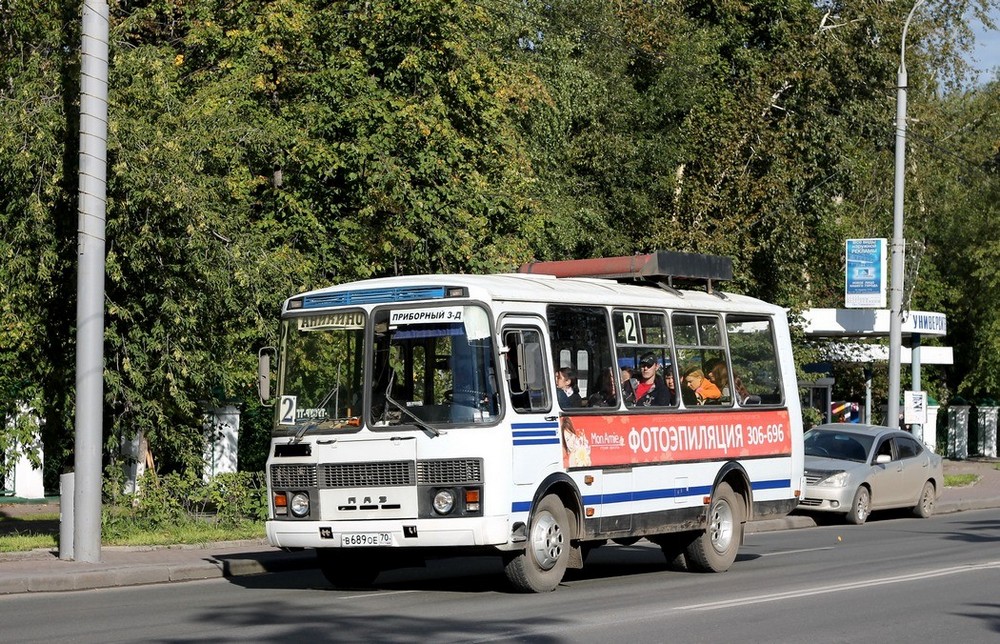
[258,347,275,404]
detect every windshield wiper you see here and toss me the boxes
[291,417,359,443]
[383,372,440,437]
[317,363,342,410]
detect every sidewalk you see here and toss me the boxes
[2,458,998,595]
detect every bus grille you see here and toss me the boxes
[417,459,483,484]
[319,461,415,488]
[270,464,318,488]
[271,458,483,489]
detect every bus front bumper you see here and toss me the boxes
[266,515,514,550]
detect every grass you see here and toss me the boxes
[103,522,265,547]
[0,533,57,553]
[944,473,980,488]
[0,512,60,553]
[0,512,264,553]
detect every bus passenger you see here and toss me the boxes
[663,369,678,406]
[588,367,618,407]
[624,353,670,407]
[706,358,752,404]
[555,367,582,408]
[682,365,722,404]
[704,358,731,400]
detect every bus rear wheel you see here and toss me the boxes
[685,482,744,573]
[504,495,571,592]
[316,549,380,589]
[651,532,697,569]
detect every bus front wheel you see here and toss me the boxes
[685,482,744,573]
[504,495,571,592]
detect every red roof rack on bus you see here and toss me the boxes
[517,250,733,294]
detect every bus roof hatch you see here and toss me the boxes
[518,251,733,293]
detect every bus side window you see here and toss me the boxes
[613,310,676,408]
[504,328,549,413]
[547,305,615,410]
[673,313,730,407]
[725,315,783,406]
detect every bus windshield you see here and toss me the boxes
[277,311,365,432]
[370,304,499,427]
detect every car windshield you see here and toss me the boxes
[804,429,875,463]
[277,311,366,434]
[370,304,500,427]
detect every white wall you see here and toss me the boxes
[203,405,239,481]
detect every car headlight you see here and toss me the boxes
[433,489,455,515]
[815,471,850,487]
[290,492,310,517]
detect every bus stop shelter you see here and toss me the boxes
[799,308,950,447]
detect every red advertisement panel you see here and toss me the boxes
[560,409,792,468]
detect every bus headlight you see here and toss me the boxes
[433,489,455,515]
[290,492,311,517]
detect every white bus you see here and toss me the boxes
[259,251,805,592]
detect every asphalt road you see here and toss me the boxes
[1,508,998,643]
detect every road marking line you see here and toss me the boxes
[339,590,418,600]
[677,560,1000,611]
[757,547,836,557]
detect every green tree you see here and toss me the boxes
[0,1,78,483]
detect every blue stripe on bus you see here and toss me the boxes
[512,430,558,438]
[511,422,559,430]
[752,478,791,490]
[513,438,561,446]
[301,286,446,308]
[511,479,792,513]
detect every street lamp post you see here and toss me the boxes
[887,0,925,429]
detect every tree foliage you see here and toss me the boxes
[1,0,999,486]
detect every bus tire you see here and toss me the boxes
[651,532,697,569]
[316,549,380,589]
[504,495,571,592]
[685,482,743,573]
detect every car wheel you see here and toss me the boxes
[685,482,744,572]
[846,486,871,525]
[503,495,572,592]
[913,481,936,518]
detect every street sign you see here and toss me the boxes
[904,390,927,426]
[845,238,887,309]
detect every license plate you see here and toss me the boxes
[342,532,392,547]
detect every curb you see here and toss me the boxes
[0,548,318,595]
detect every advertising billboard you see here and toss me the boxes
[845,238,887,309]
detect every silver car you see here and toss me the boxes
[799,423,943,525]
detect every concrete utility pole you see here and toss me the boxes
[887,0,925,430]
[73,0,110,563]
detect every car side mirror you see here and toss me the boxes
[875,453,891,465]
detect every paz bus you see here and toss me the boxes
[258,251,805,592]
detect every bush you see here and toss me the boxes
[204,471,268,525]
[102,469,266,536]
